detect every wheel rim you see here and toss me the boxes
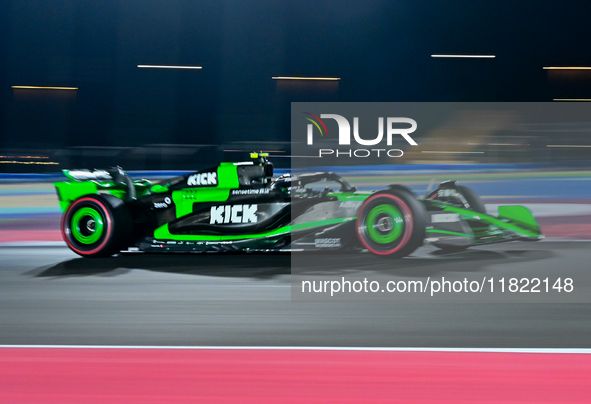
[71,207,104,245]
[365,204,404,244]
[356,193,416,256]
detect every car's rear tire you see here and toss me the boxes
[356,189,427,258]
[61,194,132,257]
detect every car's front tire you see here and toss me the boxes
[455,185,486,214]
[61,194,132,257]
[356,189,427,258]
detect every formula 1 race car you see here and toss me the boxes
[54,153,542,258]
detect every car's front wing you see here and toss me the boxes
[424,202,542,248]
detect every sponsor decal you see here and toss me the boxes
[231,188,270,195]
[437,189,457,197]
[153,196,173,209]
[431,213,460,223]
[187,172,218,186]
[305,113,418,158]
[339,201,362,209]
[210,204,258,224]
[315,238,342,248]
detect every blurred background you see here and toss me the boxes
[3,0,591,170]
[2,5,591,400]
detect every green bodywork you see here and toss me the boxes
[153,217,357,242]
[54,178,151,212]
[425,202,541,242]
[54,164,542,249]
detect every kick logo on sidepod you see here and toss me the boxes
[210,204,258,224]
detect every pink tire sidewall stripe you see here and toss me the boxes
[356,193,414,255]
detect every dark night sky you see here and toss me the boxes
[3,0,591,149]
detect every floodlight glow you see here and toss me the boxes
[272,77,341,81]
[421,151,484,154]
[12,86,78,90]
[431,55,495,58]
[137,65,202,69]
[543,67,591,70]
[0,160,59,165]
[547,145,591,148]
[467,143,529,146]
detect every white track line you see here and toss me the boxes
[0,345,590,354]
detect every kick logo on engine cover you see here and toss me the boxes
[187,172,218,187]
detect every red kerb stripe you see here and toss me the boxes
[0,348,589,404]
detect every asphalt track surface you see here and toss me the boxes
[2,172,591,350]
[1,242,591,348]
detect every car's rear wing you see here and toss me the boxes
[62,169,114,182]
[55,168,151,212]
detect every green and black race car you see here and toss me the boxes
[54,153,542,258]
